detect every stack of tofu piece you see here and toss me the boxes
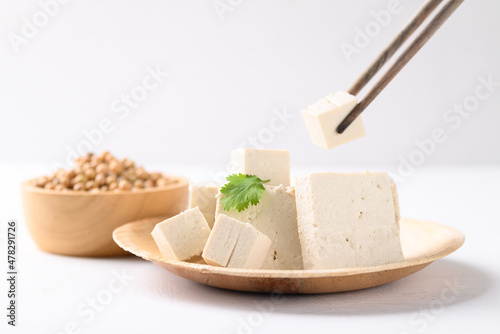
[152,148,404,270]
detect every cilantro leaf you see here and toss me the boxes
[220,174,270,212]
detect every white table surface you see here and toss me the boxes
[1,162,499,334]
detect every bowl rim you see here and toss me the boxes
[21,174,190,196]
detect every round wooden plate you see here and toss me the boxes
[113,217,464,294]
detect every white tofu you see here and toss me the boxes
[231,148,290,186]
[294,172,404,269]
[151,207,211,261]
[202,214,272,269]
[215,185,303,270]
[301,91,365,149]
[189,184,219,228]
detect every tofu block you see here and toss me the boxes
[215,185,303,270]
[189,184,219,228]
[231,148,290,186]
[295,172,403,270]
[301,91,365,149]
[151,207,211,261]
[202,214,272,269]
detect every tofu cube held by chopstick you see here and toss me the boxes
[302,91,365,149]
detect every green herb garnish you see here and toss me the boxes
[220,174,270,212]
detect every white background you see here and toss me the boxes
[0,1,499,334]
[1,0,500,169]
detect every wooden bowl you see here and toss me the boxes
[22,176,189,257]
[113,217,464,294]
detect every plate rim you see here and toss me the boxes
[112,217,465,279]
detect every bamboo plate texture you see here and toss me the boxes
[113,217,464,294]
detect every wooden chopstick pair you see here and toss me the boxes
[336,0,465,134]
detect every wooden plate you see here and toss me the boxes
[113,217,464,294]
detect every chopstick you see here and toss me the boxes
[336,0,464,134]
[347,0,443,96]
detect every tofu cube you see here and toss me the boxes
[189,184,219,228]
[301,91,365,149]
[295,172,403,269]
[151,207,211,261]
[231,148,290,186]
[202,214,272,269]
[215,185,303,270]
